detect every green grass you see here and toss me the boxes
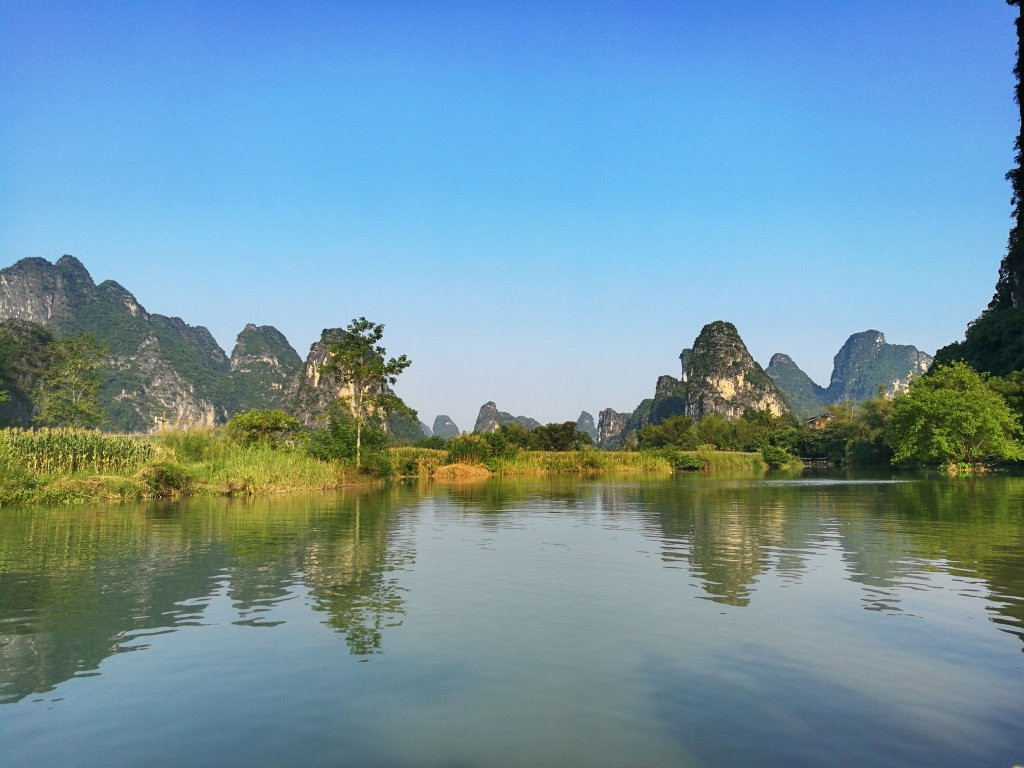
[0,428,776,508]
[0,428,372,507]
[446,448,768,476]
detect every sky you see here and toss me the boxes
[0,0,1018,433]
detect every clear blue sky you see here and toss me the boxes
[0,1,1017,432]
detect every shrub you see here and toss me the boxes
[662,447,705,471]
[226,409,302,449]
[140,461,194,497]
[446,434,492,465]
[761,445,792,470]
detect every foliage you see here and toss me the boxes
[322,317,412,468]
[529,421,593,451]
[796,398,893,466]
[634,410,799,454]
[33,334,108,428]
[0,319,54,426]
[760,445,792,470]
[158,428,224,463]
[391,446,447,477]
[933,308,1024,377]
[886,362,1023,467]
[140,461,195,496]
[414,435,449,450]
[446,434,493,465]
[226,409,302,448]
[0,428,153,474]
[307,401,389,469]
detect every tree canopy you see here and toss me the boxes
[886,362,1022,467]
[33,334,108,428]
[322,318,412,468]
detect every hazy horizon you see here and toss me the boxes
[2,2,1016,432]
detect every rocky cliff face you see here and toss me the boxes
[598,321,789,447]
[0,319,53,426]
[226,324,302,412]
[0,255,303,431]
[286,328,418,433]
[0,256,233,431]
[826,331,932,402]
[288,329,353,428]
[768,331,933,419]
[432,415,460,439]
[597,408,629,448]
[682,321,788,421]
[473,402,541,433]
[575,411,598,442]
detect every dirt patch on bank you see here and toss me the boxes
[432,462,493,481]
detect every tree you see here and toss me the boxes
[33,334,108,428]
[530,421,593,451]
[886,362,1023,467]
[322,318,411,468]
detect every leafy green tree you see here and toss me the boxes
[494,422,535,450]
[227,409,302,448]
[530,421,592,451]
[307,400,389,469]
[886,362,1023,467]
[322,318,412,469]
[33,334,108,428]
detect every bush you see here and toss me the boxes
[662,447,705,471]
[446,434,492,465]
[140,461,194,497]
[158,429,221,462]
[226,409,302,449]
[761,445,792,469]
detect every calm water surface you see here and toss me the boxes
[1,474,1023,767]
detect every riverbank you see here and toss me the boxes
[0,428,787,506]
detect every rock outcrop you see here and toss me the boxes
[473,402,540,433]
[826,331,932,402]
[600,321,789,447]
[286,328,417,433]
[226,324,303,412]
[0,255,313,431]
[682,321,788,421]
[596,408,629,448]
[575,411,598,442]
[0,256,233,431]
[432,415,460,439]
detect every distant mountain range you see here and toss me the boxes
[0,255,933,438]
[766,331,932,420]
[595,322,932,448]
[0,255,418,432]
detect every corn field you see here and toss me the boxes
[0,428,154,475]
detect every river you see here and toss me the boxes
[1,473,1022,767]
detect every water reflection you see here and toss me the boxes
[0,487,416,703]
[2,474,1024,710]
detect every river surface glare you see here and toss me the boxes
[1,474,1023,767]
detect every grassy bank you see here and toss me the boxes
[392,445,776,477]
[0,428,365,506]
[1,429,781,507]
